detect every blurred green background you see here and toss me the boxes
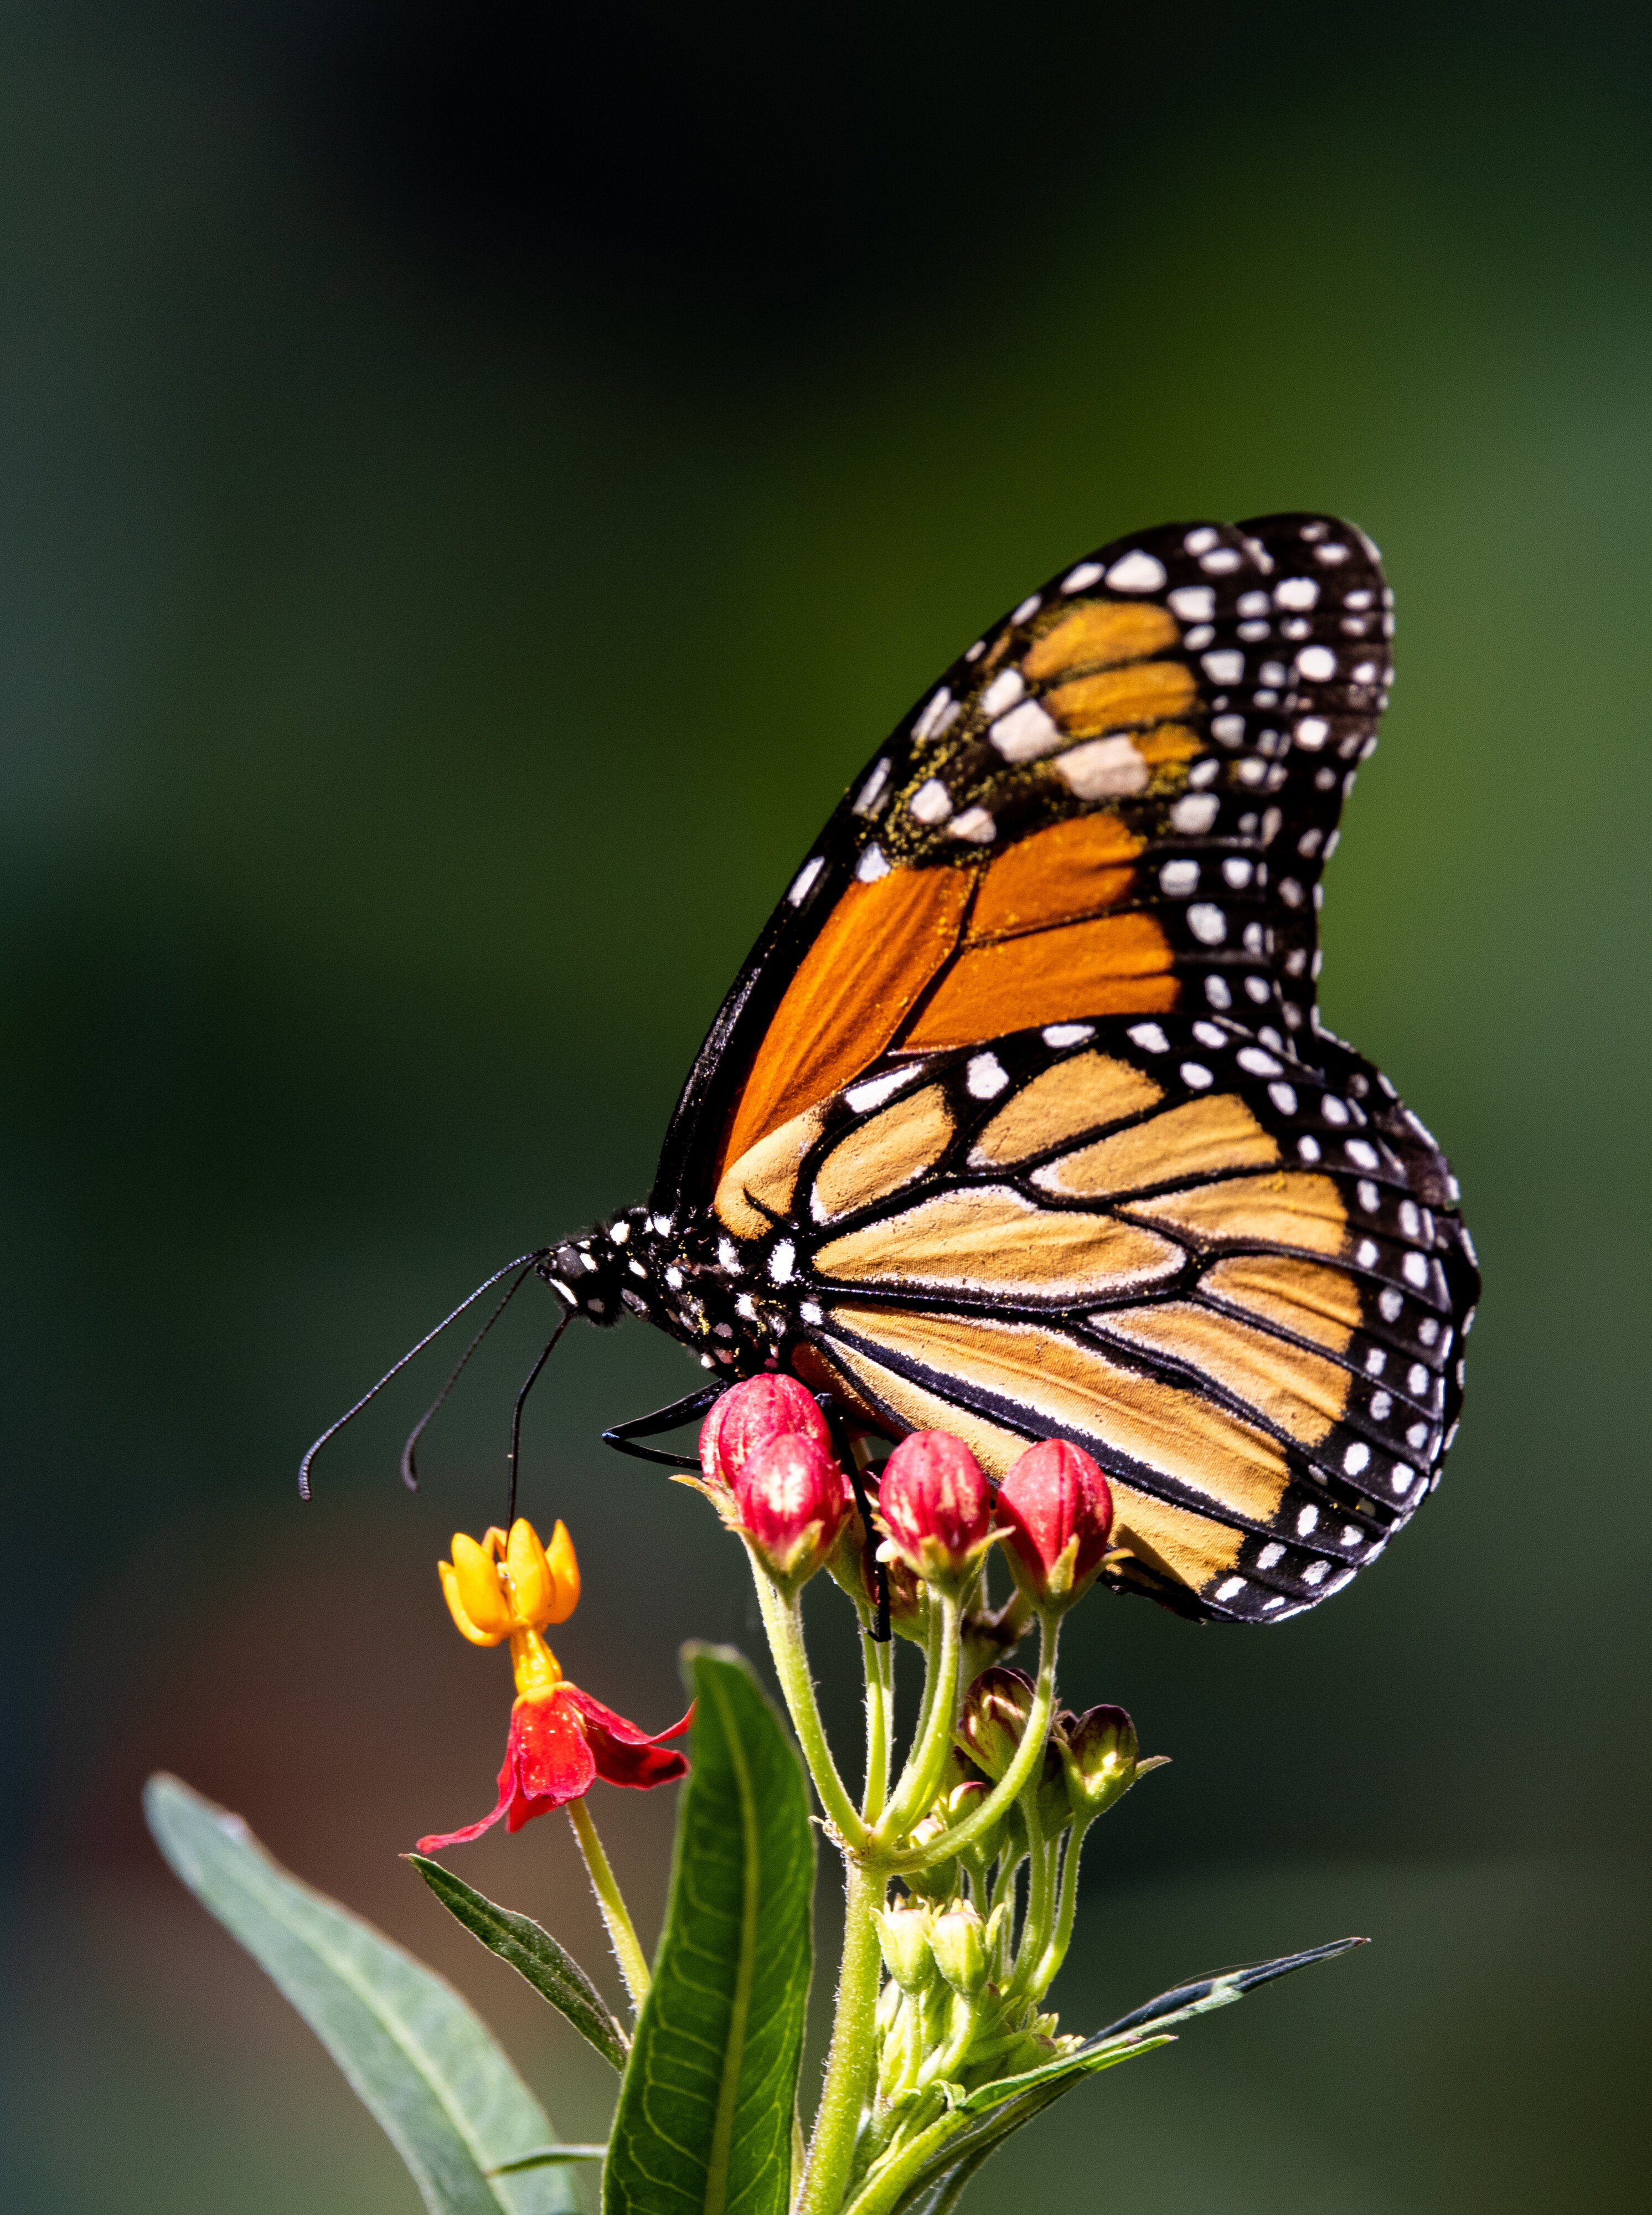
[3,3,1649,2208]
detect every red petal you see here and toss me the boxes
[414,1693,598,1851]
[562,1684,694,1791]
[506,1693,597,1824]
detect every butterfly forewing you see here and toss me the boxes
[652,513,1392,1224]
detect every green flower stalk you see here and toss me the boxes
[702,1384,1176,2209]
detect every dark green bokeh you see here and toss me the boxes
[3,5,1649,2208]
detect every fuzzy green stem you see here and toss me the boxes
[874,1591,963,1846]
[890,1610,1060,1873]
[914,1988,979,2091]
[1027,1813,1096,2001]
[752,1565,870,1851]
[797,1857,887,2215]
[566,1798,651,2014]
[1006,1822,1059,2001]
[842,2106,968,2215]
[860,1622,893,1823]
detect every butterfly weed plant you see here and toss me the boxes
[145,509,1486,2203]
[147,1373,1364,2215]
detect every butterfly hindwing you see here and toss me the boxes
[704,1013,1475,1624]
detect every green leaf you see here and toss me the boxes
[407,1852,631,2073]
[876,2041,1170,2215]
[603,1645,815,2215]
[490,2149,609,2172]
[144,1774,578,2215]
[882,1935,1366,2211]
[1085,1935,1366,2045]
[946,1934,1365,2123]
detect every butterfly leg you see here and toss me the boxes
[601,1384,727,1470]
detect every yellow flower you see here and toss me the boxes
[438,1518,581,1697]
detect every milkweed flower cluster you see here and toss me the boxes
[410,1377,1166,2209]
[694,1376,1164,2215]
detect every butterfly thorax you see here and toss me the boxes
[540,1208,787,1379]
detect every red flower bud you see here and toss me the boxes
[877,1431,994,1584]
[998,1439,1114,1611]
[700,1373,833,1503]
[735,1429,849,1585]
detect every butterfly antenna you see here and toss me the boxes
[297,1249,548,1500]
[400,1258,543,1492]
[506,1310,571,1527]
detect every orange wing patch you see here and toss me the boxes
[813,1186,1183,1301]
[968,812,1143,941]
[901,911,1176,1051]
[1045,660,1197,739]
[719,866,972,1173]
[1032,1093,1280,1198]
[823,1304,1293,1524]
[1123,1171,1347,1256]
[1020,598,1179,679]
[812,1083,954,1222]
[714,1104,828,1238]
[1090,1302,1351,1446]
[968,1050,1163,1167]
[1199,1253,1361,1356]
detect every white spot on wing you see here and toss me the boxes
[1187,902,1227,944]
[909,778,952,824]
[846,1065,923,1114]
[912,688,954,741]
[1053,735,1149,798]
[1128,1022,1169,1053]
[1104,550,1167,593]
[1042,1023,1095,1047]
[1171,792,1220,832]
[788,856,824,905]
[856,843,890,882]
[853,758,892,815]
[1062,560,1103,593]
[966,1052,1009,1099]
[990,698,1064,761]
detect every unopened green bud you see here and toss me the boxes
[874,1899,936,1993]
[1027,1733,1075,1840]
[1060,1703,1166,1819]
[904,1812,958,1900]
[929,1901,989,1997]
[956,1666,1037,1781]
[936,1775,1004,1869]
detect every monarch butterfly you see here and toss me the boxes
[304,513,1478,1628]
